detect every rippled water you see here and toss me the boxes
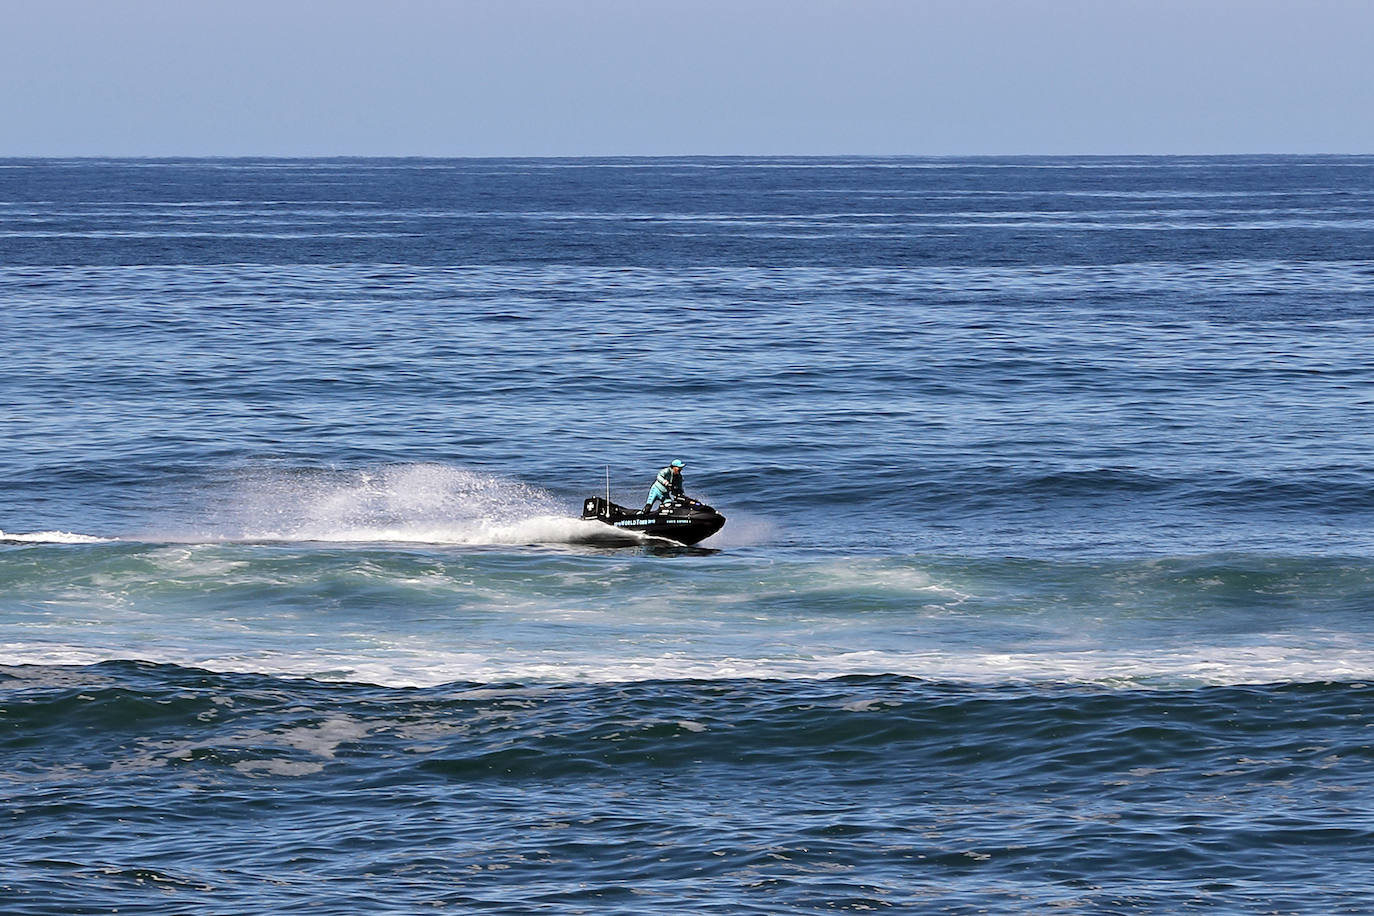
[6,664,1372,914]
[3,156,1374,913]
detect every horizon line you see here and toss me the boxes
[4,151,1373,162]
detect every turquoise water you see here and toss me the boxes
[3,157,1374,913]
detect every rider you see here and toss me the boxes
[643,459,686,513]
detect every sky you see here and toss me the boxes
[2,0,1372,157]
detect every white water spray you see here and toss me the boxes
[210,463,633,546]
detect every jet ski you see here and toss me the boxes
[582,495,726,546]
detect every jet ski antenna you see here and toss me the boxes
[605,465,610,508]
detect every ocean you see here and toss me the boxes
[3,156,1374,913]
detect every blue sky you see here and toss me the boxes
[4,0,1372,156]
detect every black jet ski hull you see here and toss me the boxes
[582,496,725,546]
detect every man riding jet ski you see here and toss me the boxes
[582,459,726,546]
[644,459,686,513]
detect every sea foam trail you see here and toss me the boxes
[205,463,655,546]
[0,530,111,544]
[4,463,727,549]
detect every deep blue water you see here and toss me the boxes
[3,156,1374,913]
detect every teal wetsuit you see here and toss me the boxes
[644,465,684,512]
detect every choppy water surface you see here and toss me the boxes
[3,157,1374,913]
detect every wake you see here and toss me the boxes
[208,463,645,546]
[4,464,740,548]
[0,530,112,544]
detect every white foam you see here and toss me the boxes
[0,529,111,544]
[277,515,648,547]
[7,637,1374,691]
[209,463,630,547]
[4,464,742,550]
